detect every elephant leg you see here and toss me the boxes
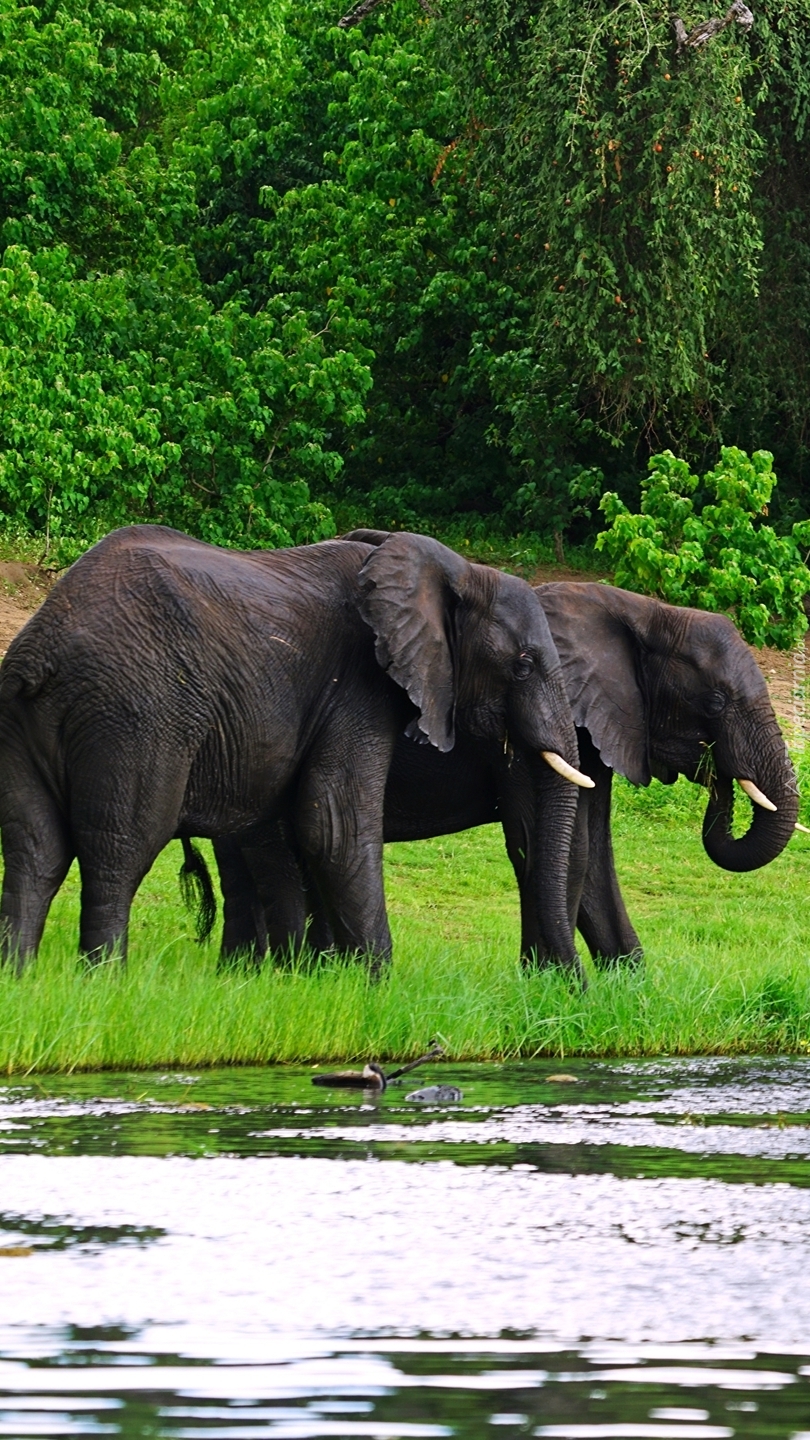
[498,757,547,963]
[300,861,336,955]
[215,827,335,969]
[292,729,393,971]
[501,821,547,966]
[72,754,189,964]
[77,845,160,965]
[242,821,311,965]
[574,734,643,968]
[254,827,336,957]
[498,752,584,978]
[214,836,268,968]
[0,773,74,972]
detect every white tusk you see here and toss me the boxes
[795,822,810,834]
[738,778,777,812]
[542,751,596,789]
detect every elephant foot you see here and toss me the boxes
[81,942,126,970]
[520,947,588,990]
[592,946,645,972]
[217,945,265,973]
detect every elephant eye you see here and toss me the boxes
[703,690,727,717]
[513,653,535,680]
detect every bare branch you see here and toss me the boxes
[337,0,388,29]
[673,0,753,54]
[337,0,436,28]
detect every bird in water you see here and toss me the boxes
[312,1062,387,1090]
[311,1044,443,1092]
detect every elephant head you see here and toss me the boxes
[352,531,595,969]
[356,531,592,778]
[536,582,799,872]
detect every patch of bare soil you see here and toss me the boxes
[0,562,51,655]
[529,560,610,586]
[755,642,807,739]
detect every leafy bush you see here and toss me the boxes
[0,0,376,559]
[596,447,810,648]
[0,245,354,560]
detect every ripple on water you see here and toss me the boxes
[0,1058,809,1435]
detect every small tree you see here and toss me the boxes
[596,447,810,648]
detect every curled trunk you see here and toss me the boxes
[702,766,798,872]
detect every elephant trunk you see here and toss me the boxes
[505,674,588,979]
[702,734,798,872]
[509,678,583,776]
[499,749,583,978]
[530,760,579,973]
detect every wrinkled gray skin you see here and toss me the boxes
[0,525,583,972]
[213,575,798,969]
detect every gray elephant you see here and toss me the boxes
[209,574,798,968]
[0,525,592,971]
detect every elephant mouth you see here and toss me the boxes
[457,701,505,741]
[650,735,712,786]
[656,749,782,815]
[652,733,797,872]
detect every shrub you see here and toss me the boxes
[596,446,810,648]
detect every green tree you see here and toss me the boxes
[435,0,810,520]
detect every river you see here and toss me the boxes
[0,1059,808,1438]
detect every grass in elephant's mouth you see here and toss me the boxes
[0,773,809,1071]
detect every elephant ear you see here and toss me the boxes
[535,582,651,785]
[358,533,470,752]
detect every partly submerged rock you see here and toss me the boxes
[405,1084,462,1104]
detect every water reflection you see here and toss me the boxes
[0,1344,808,1439]
[1,1060,810,1435]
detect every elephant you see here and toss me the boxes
[0,524,592,972]
[205,568,799,969]
[535,580,799,962]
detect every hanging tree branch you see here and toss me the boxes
[338,0,386,28]
[337,0,436,29]
[672,0,753,53]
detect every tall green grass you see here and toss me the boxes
[0,771,808,1071]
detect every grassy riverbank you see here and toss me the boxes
[0,773,809,1072]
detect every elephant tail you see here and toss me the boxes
[178,838,217,944]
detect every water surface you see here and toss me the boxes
[1,1059,810,1438]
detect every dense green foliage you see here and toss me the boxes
[3,0,810,570]
[438,0,810,526]
[597,446,810,646]
[0,0,522,559]
[0,0,370,557]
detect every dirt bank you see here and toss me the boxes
[0,562,52,653]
